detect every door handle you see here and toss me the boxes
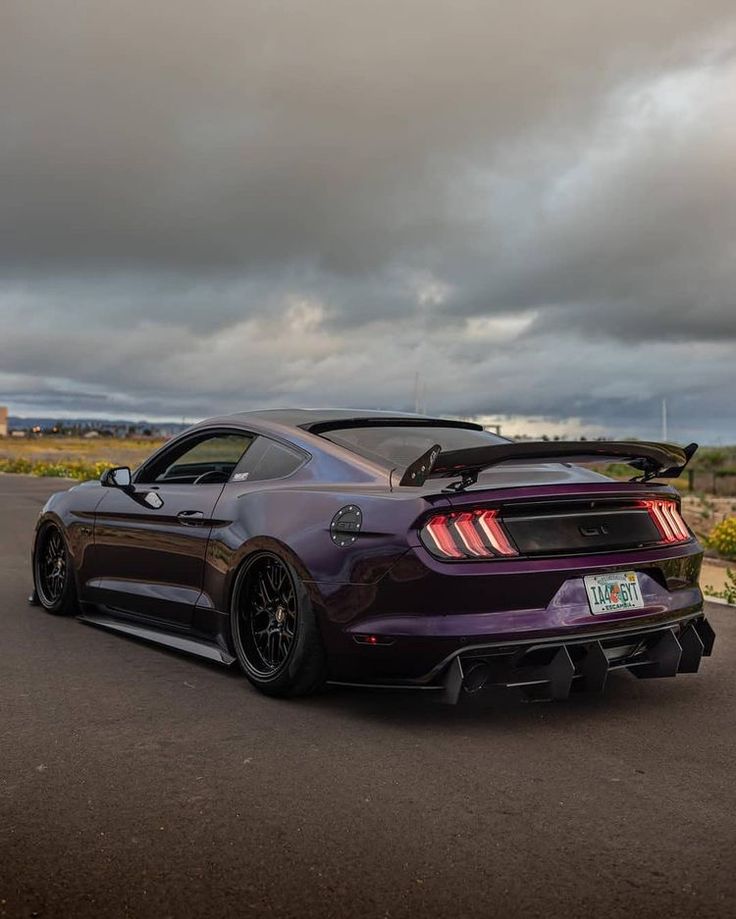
[177,510,205,524]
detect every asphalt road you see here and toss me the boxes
[1,475,735,919]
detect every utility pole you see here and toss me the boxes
[661,398,668,442]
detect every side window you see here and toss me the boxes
[231,438,307,483]
[140,433,254,485]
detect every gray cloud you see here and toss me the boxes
[1,1,735,439]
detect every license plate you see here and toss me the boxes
[584,571,644,614]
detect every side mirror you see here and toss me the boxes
[101,466,132,488]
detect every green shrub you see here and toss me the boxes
[706,516,736,560]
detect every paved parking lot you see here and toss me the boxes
[1,475,734,919]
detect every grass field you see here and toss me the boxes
[0,436,167,480]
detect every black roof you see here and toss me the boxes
[235,409,483,435]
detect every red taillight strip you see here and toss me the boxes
[421,509,517,559]
[675,505,689,539]
[652,501,676,541]
[643,499,689,544]
[643,500,666,539]
[424,515,464,558]
[662,502,689,540]
[477,510,518,557]
[452,512,488,556]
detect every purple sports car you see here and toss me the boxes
[30,409,714,703]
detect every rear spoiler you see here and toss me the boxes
[398,440,698,489]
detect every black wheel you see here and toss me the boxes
[33,522,78,615]
[231,552,327,697]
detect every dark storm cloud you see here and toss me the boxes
[1,1,735,437]
[2,1,732,273]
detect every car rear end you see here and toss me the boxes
[303,417,712,701]
[326,480,711,701]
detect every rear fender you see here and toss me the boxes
[202,485,451,597]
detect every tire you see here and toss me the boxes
[230,552,327,697]
[33,522,79,616]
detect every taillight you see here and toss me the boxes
[420,509,518,559]
[643,499,690,544]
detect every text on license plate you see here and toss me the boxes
[584,571,644,615]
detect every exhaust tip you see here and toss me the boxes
[463,662,492,693]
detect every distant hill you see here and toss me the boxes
[8,416,190,435]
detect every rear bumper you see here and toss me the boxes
[327,613,715,702]
[314,542,706,683]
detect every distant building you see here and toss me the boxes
[0,406,8,437]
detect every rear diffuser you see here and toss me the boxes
[439,616,715,704]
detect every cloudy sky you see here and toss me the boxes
[1,1,735,441]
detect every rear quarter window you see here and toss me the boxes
[231,438,307,482]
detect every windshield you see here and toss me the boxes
[320,424,508,468]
